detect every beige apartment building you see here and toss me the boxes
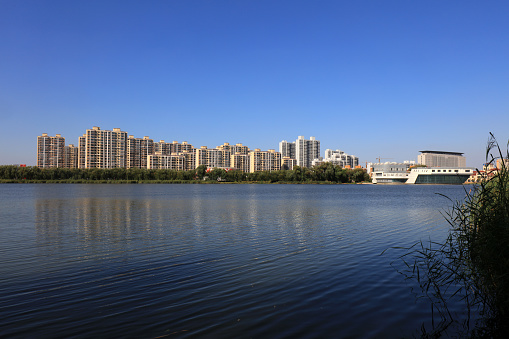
[231,152,250,172]
[218,142,250,172]
[169,141,194,154]
[37,133,65,168]
[147,154,185,171]
[249,149,281,173]
[154,140,170,155]
[79,126,127,168]
[78,134,86,168]
[195,147,228,168]
[281,156,297,170]
[127,135,154,168]
[182,150,196,171]
[218,142,250,155]
[64,144,78,169]
[151,140,196,170]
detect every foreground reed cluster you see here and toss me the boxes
[393,134,509,337]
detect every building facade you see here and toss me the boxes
[249,149,281,172]
[281,156,297,170]
[170,141,194,155]
[418,151,466,168]
[81,127,128,169]
[37,133,65,168]
[230,152,250,172]
[323,149,359,168]
[279,140,296,159]
[154,140,170,155]
[147,154,185,171]
[64,144,78,169]
[295,136,320,168]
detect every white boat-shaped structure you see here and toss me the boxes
[372,166,474,184]
[405,167,474,184]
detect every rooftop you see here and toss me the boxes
[419,150,464,156]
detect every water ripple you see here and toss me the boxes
[0,184,469,338]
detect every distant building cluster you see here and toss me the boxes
[313,149,359,168]
[37,128,360,173]
[279,136,359,170]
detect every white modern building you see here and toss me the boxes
[370,160,473,184]
[418,151,466,168]
[406,167,473,184]
[370,162,415,184]
[295,136,320,168]
[323,149,359,168]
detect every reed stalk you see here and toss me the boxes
[392,133,509,337]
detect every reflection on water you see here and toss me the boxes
[1,184,469,338]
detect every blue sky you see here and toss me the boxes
[1,1,508,167]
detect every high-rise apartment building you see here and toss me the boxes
[216,143,250,172]
[80,126,127,168]
[279,140,296,159]
[195,147,226,168]
[78,135,86,168]
[154,140,170,155]
[147,154,185,170]
[127,135,142,168]
[37,133,65,168]
[278,136,320,168]
[418,151,466,167]
[182,151,196,171]
[127,135,154,169]
[249,149,281,172]
[218,142,250,155]
[64,144,78,169]
[169,141,194,154]
[295,136,320,168]
[230,152,250,172]
[195,146,234,169]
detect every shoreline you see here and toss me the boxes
[0,179,371,185]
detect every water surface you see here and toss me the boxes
[0,184,470,338]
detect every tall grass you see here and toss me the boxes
[393,134,509,337]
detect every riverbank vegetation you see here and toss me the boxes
[0,162,371,184]
[393,134,509,337]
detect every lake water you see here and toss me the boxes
[0,184,471,338]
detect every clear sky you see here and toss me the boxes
[1,1,508,167]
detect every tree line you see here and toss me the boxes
[0,162,371,183]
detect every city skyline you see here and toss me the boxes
[36,126,359,172]
[2,1,509,167]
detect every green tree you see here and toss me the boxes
[195,165,207,180]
